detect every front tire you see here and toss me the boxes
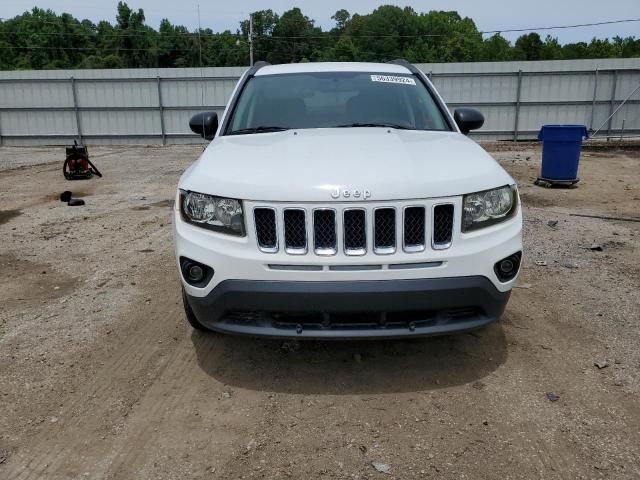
[182,288,210,331]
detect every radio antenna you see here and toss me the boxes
[197,4,206,150]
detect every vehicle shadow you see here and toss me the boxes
[191,318,509,395]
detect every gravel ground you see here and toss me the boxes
[0,142,639,479]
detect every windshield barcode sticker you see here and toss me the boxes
[370,75,416,85]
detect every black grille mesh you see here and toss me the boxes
[433,204,454,245]
[284,209,306,249]
[374,208,395,249]
[404,207,425,247]
[343,209,366,252]
[313,210,336,251]
[256,204,451,255]
[254,208,277,250]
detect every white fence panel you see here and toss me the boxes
[0,59,638,145]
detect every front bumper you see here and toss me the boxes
[184,276,510,339]
[175,204,523,298]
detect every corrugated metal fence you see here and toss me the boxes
[0,59,638,145]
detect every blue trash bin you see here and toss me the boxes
[537,124,588,185]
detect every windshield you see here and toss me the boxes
[226,71,451,134]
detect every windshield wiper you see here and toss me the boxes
[332,122,415,130]
[228,126,290,135]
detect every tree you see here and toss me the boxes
[241,10,279,64]
[541,35,562,60]
[267,8,316,64]
[481,34,512,61]
[0,4,637,70]
[561,42,589,59]
[330,36,359,61]
[331,9,350,31]
[114,2,156,68]
[514,32,544,60]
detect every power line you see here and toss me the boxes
[0,44,235,52]
[1,17,639,40]
[0,16,247,37]
[260,18,640,39]
[483,18,640,35]
[0,28,228,38]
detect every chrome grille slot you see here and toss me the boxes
[433,204,454,249]
[343,209,366,255]
[254,208,278,253]
[313,209,337,255]
[283,209,307,254]
[403,206,425,252]
[374,208,396,254]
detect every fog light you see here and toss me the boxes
[180,257,213,287]
[498,259,515,275]
[494,252,522,282]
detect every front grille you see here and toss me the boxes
[283,209,307,254]
[374,208,396,254]
[252,202,454,256]
[343,209,366,255]
[254,208,277,252]
[403,207,425,251]
[313,209,337,255]
[433,204,454,248]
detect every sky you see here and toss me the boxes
[2,0,640,44]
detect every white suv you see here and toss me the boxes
[174,60,522,339]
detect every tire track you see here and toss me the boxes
[45,331,200,478]
[6,289,182,480]
[100,334,222,478]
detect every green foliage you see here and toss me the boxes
[481,34,513,61]
[0,3,638,70]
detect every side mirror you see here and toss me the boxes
[453,108,484,135]
[189,112,219,140]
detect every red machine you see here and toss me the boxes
[63,141,102,180]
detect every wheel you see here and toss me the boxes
[182,288,210,331]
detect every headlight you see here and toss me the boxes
[180,190,245,236]
[462,185,518,232]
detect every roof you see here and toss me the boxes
[255,62,412,76]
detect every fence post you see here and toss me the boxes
[70,76,82,143]
[157,76,166,145]
[607,70,618,141]
[590,69,598,130]
[514,70,523,142]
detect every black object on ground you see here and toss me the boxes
[546,392,560,402]
[60,191,72,202]
[67,198,85,207]
[534,178,579,188]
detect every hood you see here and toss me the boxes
[179,128,514,202]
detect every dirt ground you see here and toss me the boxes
[0,141,639,479]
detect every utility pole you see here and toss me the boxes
[248,14,254,66]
